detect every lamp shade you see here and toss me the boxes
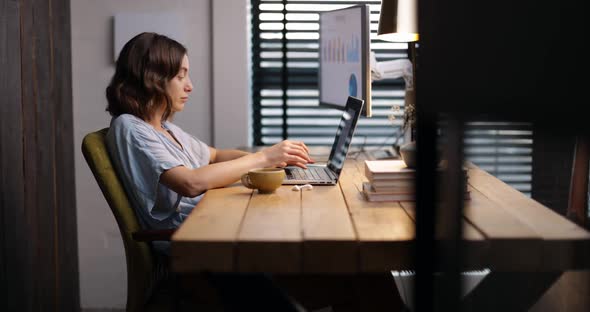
[377,0,419,42]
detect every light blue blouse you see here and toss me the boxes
[106,114,210,230]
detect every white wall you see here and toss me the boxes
[72,0,249,309]
[212,0,251,148]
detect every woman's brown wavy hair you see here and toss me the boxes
[106,32,187,121]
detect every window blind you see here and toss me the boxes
[250,0,532,196]
[464,121,533,195]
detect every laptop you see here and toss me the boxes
[283,96,364,185]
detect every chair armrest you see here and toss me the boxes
[132,229,176,242]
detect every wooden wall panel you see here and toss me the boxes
[50,0,79,309]
[21,0,46,308]
[1,1,32,310]
[0,0,78,310]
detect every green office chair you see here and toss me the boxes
[82,128,175,312]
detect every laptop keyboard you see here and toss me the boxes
[286,167,334,181]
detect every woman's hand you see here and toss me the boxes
[261,140,314,168]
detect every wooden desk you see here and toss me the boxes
[172,159,590,273]
[171,158,590,310]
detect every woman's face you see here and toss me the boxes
[166,54,193,112]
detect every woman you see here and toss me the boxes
[105,32,313,233]
[105,32,358,312]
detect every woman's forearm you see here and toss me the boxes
[213,149,251,163]
[161,151,270,197]
[191,151,270,191]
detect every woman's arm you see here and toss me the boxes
[160,140,312,197]
[209,147,250,163]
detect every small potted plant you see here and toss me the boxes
[391,87,416,168]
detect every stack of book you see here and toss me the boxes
[363,160,470,202]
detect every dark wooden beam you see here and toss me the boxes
[0,0,78,310]
[1,0,31,310]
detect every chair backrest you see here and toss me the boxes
[81,128,159,312]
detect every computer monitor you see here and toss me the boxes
[319,4,371,117]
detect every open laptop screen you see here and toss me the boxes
[326,96,364,176]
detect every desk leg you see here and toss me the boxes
[460,271,562,312]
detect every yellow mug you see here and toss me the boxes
[241,168,285,193]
